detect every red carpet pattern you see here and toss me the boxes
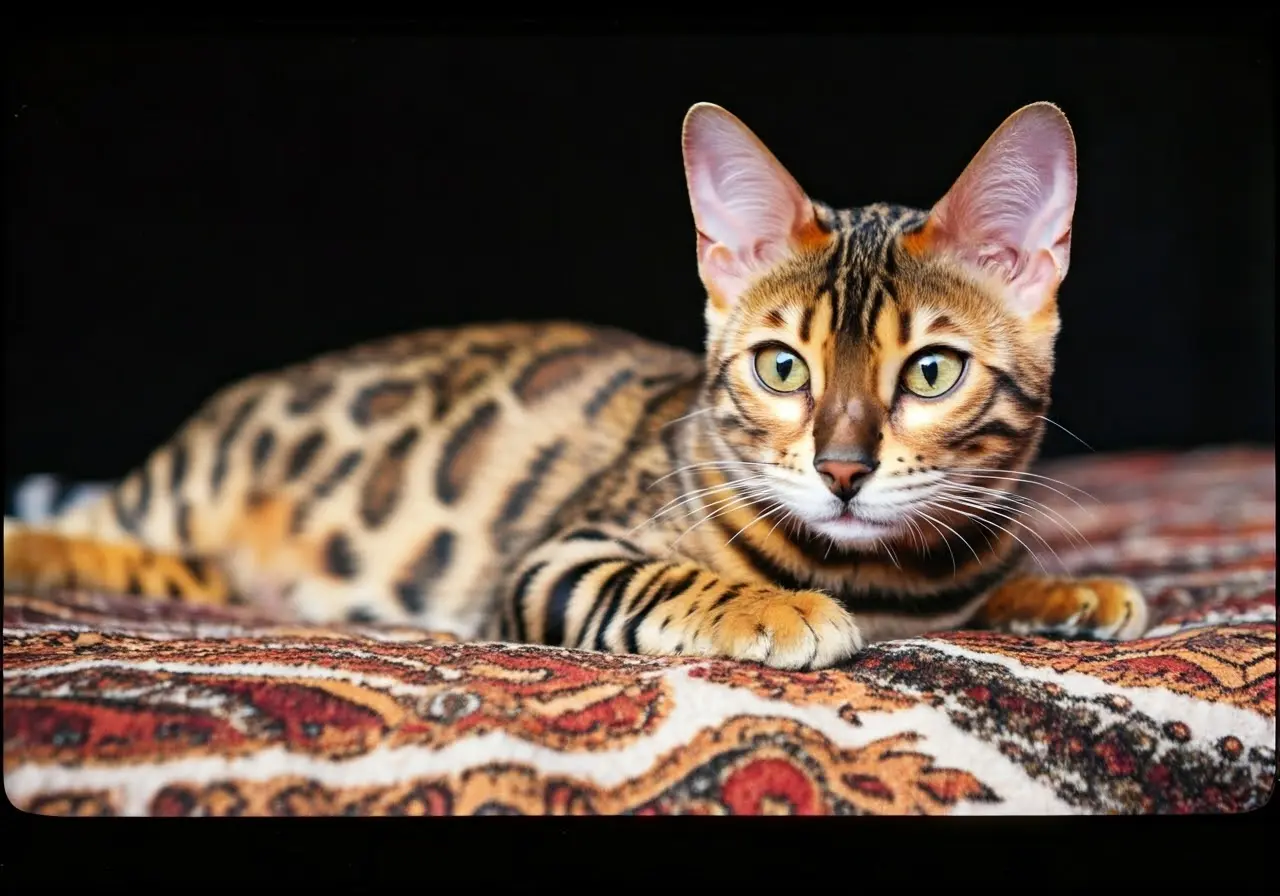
[4,448,1275,815]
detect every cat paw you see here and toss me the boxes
[697,588,864,670]
[978,575,1149,641]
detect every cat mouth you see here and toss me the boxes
[811,507,896,542]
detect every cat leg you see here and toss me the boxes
[6,485,338,614]
[3,434,241,604]
[3,517,233,605]
[972,574,1149,641]
[498,524,864,669]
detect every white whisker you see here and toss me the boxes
[647,460,780,488]
[937,487,1056,530]
[947,472,1097,518]
[764,507,795,543]
[935,504,1041,573]
[680,486,774,520]
[651,475,769,516]
[958,467,1100,504]
[1036,415,1094,452]
[924,501,996,552]
[938,480,1092,551]
[902,516,929,555]
[927,497,1052,575]
[626,476,771,536]
[661,406,716,430]
[725,501,785,547]
[911,511,958,575]
[913,506,981,569]
[672,492,770,548]
[932,491,1068,571]
[877,537,901,570]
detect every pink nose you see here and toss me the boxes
[814,457,876,501]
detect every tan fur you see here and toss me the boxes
[975,575,1149,640]
[2,103,1147,669]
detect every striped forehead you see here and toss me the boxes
[749,203,932,363]
[817,204,928,347]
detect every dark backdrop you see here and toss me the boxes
[5,27,1275,484]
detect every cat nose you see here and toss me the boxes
[814,454,877,502]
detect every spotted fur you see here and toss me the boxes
[3,102,1147,668]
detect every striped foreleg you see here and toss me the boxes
[499,525,865,670]
[974,574,1150,640]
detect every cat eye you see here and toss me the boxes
[753,345,810,394]
[901,347,966,399]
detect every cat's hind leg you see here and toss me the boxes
[3,516,233,605]
[972,574,1150,641]
[498,524,864,669]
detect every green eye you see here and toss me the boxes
[902,347,966,398]
[754,345,810,393]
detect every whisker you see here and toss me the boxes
[911,511,958,575]
[764,507,794,543]
[685,483,775,515]
[957,468,1100,503]
[924,500,996,552]
[1036,415,1094,452]
[913,507,982,569]
[725,501,785,547]
[651,475,769,516]
[626,476,771,536]
[679,492,765,531]
[656,475,770,512]
[660,406,716,430]
[938,480,1092,551]
[930,502,1044,574]
[928,496,1060,575]
[877,537,901,570]
[930,501,1049,576]
[934,491,1064,560]
[680,486,774,520]
[902,516,929,555]
[647,460,780,488]
[937,486,1062,535]
[672,492,770,548]
[949,472,1098,517]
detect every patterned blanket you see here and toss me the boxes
[4,447,1275,815]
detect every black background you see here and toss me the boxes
[5,24,1274,484]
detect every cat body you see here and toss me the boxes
[3,102,1148,669]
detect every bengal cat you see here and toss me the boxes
[3,101,1148,670]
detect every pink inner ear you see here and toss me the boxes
[683,105,817,305]
[928,104,1077,311]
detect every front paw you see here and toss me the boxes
[978,575,1150,641]
[696,588,864,670]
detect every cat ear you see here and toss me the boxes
[911,102,1078,316]
[682,103,823,310]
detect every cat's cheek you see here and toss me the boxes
[767,399,807,429]
[895,399,949,432]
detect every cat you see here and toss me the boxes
[3,101,1148,670]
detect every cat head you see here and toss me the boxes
[681,101,1076,547]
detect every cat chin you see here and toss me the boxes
[807,515,898,545]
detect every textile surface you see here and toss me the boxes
[4,447,1275,815]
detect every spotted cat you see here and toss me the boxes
[3,101,1148,669]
